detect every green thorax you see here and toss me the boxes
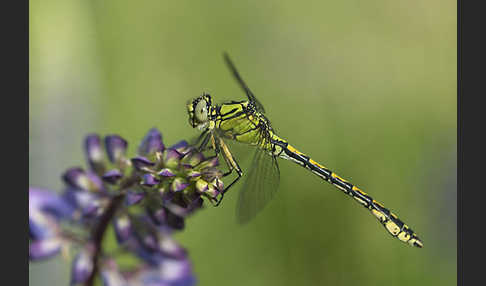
[213,101,286,153]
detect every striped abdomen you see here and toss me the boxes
[272,139,423,248]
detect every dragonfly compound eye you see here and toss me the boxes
[194,98,209,123]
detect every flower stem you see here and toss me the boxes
[84,193,125,286]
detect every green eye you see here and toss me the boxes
[195,100,208,122]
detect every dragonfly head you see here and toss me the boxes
[187,93,213,131]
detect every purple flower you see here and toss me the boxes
[105,135,128,164]
[100,259,129,286]
[147,207,167,226]
[125,190,145,206]
[29,237,63,261]
[133,259,196,286]
[159,168,176,177]
[102,169,123,184]
[171,178,189,192]
[29,188,74,261]
[101,258,196,286]
[63,189,104,219]
[29,189,68,232]
[85,134,105,174]
[30,129,225,285]
[29,188,73,222]
[71,243,95,284]
[141,174,160,187]
[114,215,133,244]
[62,168,104,192]
[132,156,156,171]
[125,217,188,264]
[138,128,165,156]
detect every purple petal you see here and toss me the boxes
[71,244,95,284]
[205,184,221,198]
[159,235,187,259]
[147,207,167,226]
[137,231,159,253]
[87,172,105,192]
[169,140,194,159]
[186,170,201,178]
[195,179,209,193]
[102,169,123,184]
[133,244,163,266]
[101,259,128,286]
[164,149,182,168]
[169,140,188,152]
[29,237,62,261]
[159,168,176,177]
[141,174,160,187]
[159,258,194,282]
[129,223,186,265]
[29,217,53,240]
[84,134,105,172]
[131,156,155,170]
[30,188,72,239]
[165,149,181,160]
[63,168,104,192]
[29,188,74,219]
[138,128,165,156]
[82,203,101,218]
[63,189,101,218]
[133,259,196,286]
[62,167,89,189]
[29,212,60,241]
[114,215,133,244]
[105,135,128,163]
[171,178,189,192]
[125,190,145,206]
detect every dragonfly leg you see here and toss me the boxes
[212,137,243,207]
[205,170,242,207]
[195,131,211,152]
[214,171,242,206]
[192,130,206,145]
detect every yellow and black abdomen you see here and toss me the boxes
[272,139,423,248]
[214,101,422,247]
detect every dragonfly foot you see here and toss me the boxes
[213,194,224,207]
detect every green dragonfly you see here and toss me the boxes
[186,53,423,248]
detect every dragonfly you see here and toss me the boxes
[186,53,423,248]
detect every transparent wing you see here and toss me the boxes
[223,52,266,113]
[236,147,280,224]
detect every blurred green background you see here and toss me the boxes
[29,0,456,285]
